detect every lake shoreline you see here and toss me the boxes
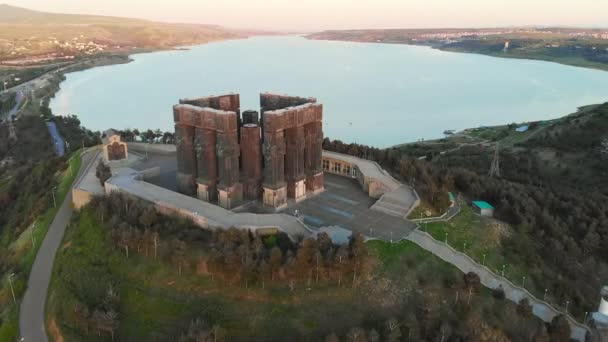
[305,34,608,73]
[49,36,608,148]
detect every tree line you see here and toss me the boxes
[322,102,608,318]
[88,192,371,291]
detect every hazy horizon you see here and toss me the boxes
[3,0,608,31]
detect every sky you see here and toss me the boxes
[5,0,608,31]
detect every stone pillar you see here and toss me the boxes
[216,113,242,209]
[285,125,306,201]
[305,120,324,193]
[175,123,197,195]
[194,127,217,202]
[240,124,262,200]
[262,124,287,208]
[242,110,259,125]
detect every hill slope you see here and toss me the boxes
[0,4,243,57]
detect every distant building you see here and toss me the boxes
[102,129,128,162]
[472,201,494,217]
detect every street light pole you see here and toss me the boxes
[565,300,570,313]
[31,223,36,249]
[522,276,526,289]
[51,186,57,208]
[501,264,506,278]
[482,253,486,266]
[544,288,548,301]
[8,273,16,305]
[445,232,448,244]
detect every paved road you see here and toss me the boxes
[19,149,97,342]
[45,121,65,157]
[6,90,24,118]
[405,230,589,341]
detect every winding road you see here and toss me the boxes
[19,148,98,342]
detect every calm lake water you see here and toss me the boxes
[51,35,608,147]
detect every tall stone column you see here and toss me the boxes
[285,125,306,200]
[305,120,324,193]
[240,124,262,200]
[216,113,242,209]
[262,127,287,208]
[194,127,218,202]
[175,123,197,195]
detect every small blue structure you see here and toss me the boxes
[515,125,529,132]
[472,200,494,217]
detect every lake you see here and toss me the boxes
[50,35,608,147]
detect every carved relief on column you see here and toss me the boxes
[262,121,287,208]
[215,113,242,209]
[304,120,324,193]
[262,128,286,189]
[240,124,262,200]
[285,125,306,200]
[175,123,197,195]
[194,127,217,202]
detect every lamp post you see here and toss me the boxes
[31,223,36,249]
[8,273,16,305]
[463,242,467,252]
[50,186,57,208]
[565,300,570,313]
[544,288,548,301]
[482,253,486,266]
[501,264,506,278]
[522,276,526,289]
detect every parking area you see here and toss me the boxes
[283,173,417,241]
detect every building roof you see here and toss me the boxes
[472,200,494,209]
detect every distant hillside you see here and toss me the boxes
[0,4,244,56]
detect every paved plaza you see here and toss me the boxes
[283,173,417,241]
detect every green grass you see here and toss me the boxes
[18,150,82,272]
[46,207,548,341]
[422,205,543,302]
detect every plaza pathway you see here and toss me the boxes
[404,229,589,341]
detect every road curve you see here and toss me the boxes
[19,149,97,342]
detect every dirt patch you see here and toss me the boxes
[47,316,65,342]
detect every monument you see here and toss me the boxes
[173,93,323,209]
